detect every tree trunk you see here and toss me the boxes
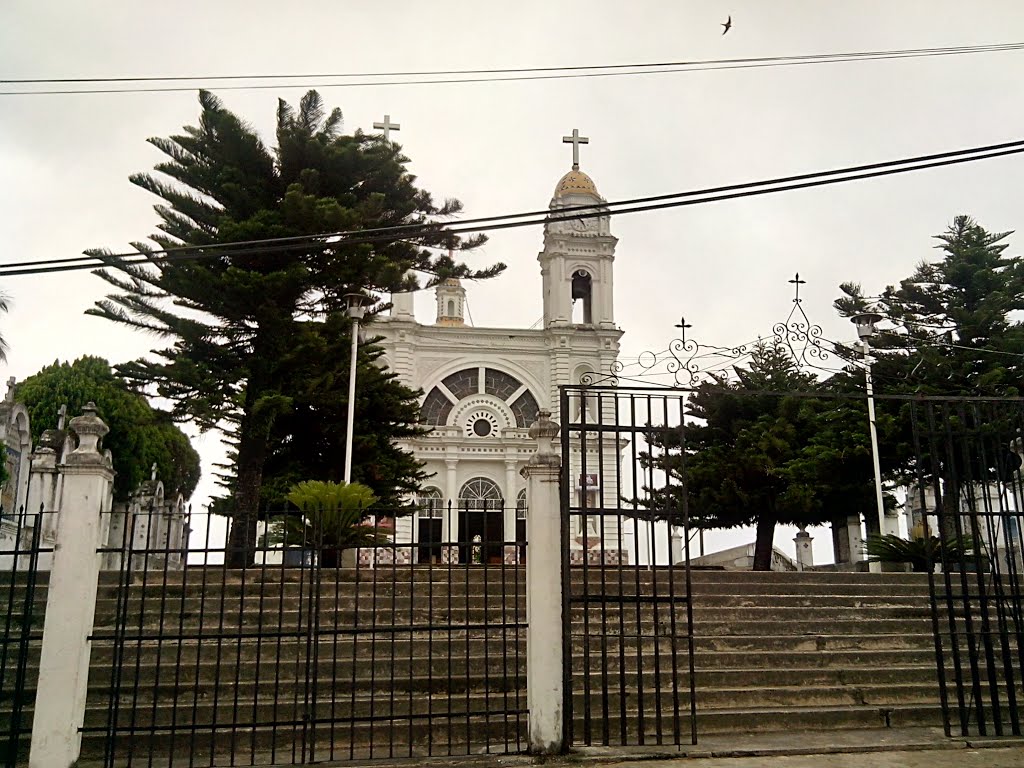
[226,427,268,568]
[752,512,777,571]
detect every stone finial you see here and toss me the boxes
[68,402,109,456]
[525,409,561,470]
[4,376,15,403]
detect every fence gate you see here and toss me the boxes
[0,507,52,768]
[560,385,697,747]
[912,397,1024,737]
[89,504,526,766]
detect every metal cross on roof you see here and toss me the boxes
[562,128,589,170]
[373,114,401,142]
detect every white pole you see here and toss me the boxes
[343,315,360,484]
[862,341,886,571]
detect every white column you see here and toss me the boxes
[443,456,459,563]
[504,458,518,557]
[523,410,563,753]
[25,439,60,541]
[30,404,115,768]
[847,514,865,564]
[794,526,814,571]
[444,457,458,542]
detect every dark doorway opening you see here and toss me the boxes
[417,517,442,563]
[516,518,527,563]
[458,507,504,564]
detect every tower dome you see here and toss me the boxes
[553,168,599,199]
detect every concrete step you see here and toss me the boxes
[78,716,527,761]
[570,703,946,742]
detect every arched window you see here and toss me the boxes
[447,299,455,316]
[459,477,503,510]
[419,487,444,518]
[516,489,527,520]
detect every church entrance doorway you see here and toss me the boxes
[458,506,504,564]
[458,478,505,564]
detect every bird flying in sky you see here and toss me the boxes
[721,15,732,35]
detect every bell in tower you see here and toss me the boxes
[538,129,617,330]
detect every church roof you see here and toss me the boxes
[554,168,599,199]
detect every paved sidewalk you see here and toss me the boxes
[598,746,1024,768]
[312,728,1024,768]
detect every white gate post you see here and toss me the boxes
[522,409,564,753]
[30,403,114,768]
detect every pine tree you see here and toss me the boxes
[86,91,502,565]
[836,215,1024,537]
[640,345,878,570]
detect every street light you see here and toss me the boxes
[343,293,367,485]
[851,311,887,561]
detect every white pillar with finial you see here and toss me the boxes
[522,409,564,753]
[30,403,116,768]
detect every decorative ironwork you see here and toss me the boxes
[772,273,829,368]
[580,274,838,389]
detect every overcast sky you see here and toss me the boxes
[3,1,1023,563]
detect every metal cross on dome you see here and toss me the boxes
[373,114,401,142]
[562,128,589,170]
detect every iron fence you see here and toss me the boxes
[0,506,54,768]
[911,398,1024,737]
[560,385,697,748]
[88,503,526,766]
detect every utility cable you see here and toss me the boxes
[2,139,1023,278]
[5,135,1023,272]
[4,42,1020,85]
[3,42,1021,96]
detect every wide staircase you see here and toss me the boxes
[0,567,979,764]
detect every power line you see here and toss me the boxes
[5,43,1019,85]
[7,135,1022,271]
[3,42,1021,96]
[3,137,1022,279]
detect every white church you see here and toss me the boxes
[374,133,627,565]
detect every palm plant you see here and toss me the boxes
[266,480,389,567]
[864,533,985,573]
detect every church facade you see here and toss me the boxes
[374,148,626,564]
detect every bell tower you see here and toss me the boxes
[539,129,617,329]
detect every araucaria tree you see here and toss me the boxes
[836,215,1024,536]
[836,215,1024,396]
[640,345,879,570]
[88,90,502,565]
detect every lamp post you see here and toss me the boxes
[343,293,367,484]
[851,311,887,564]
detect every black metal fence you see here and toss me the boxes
[560,385,697,747]
[911,398,1024,737]
[0,506,53,768]
[89,503,526,766]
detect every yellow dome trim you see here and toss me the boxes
[554,169,599,198]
